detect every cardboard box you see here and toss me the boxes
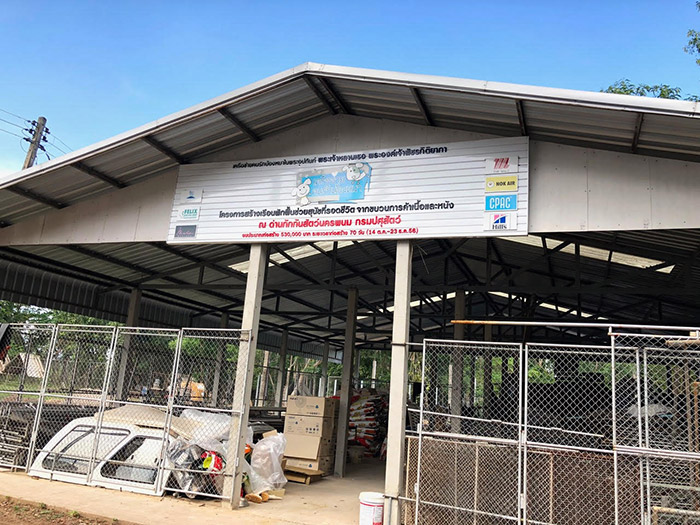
[287,396,339,417]
[284,415,335,438]
[284,434,335,459]
[284,455,334,473]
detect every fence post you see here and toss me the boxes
[450,290,465,432]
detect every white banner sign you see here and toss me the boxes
[167,137,529,244]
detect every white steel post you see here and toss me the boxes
[384,240,413,525]
[225,244,268,509]
[319,341,329,397]
[450,290,465,432]
[371,358,377,389]
[275,329,288,406]
[334,287,358,477]
[258,350,270,406]
[210,311,229,407]
[115,288,141,400]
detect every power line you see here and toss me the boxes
[0,108,30,123]
[0,127,26,140]
[44,140,68,155]
[44,129,72,152]
[0,117,29,130]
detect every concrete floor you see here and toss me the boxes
[0,460,385,525]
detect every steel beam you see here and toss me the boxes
[316,76,351,114]
[218,108,260,142]
[4,185,66,209]
[410,87,434,126]
[303,76,337,115]
[142,136,189,164]
[516,99,528,136]
[632,113,644,152]
[73,161,127,189]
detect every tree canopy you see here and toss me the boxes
[604,2,699,100]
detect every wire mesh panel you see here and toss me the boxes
[613,332,700,523]
[89,327,180,495]
[0,324,55,469]
[30,325,116,482]
[525,344,615,451]
[413,339,524,524]
[161,328,243,499]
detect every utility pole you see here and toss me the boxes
[22,116,47,170]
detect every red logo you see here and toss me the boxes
[493,157,510,170]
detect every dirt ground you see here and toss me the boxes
[0,497,124,525]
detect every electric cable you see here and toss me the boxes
[0,127,25,139]
[0,108,30,123]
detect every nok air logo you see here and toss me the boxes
[291,162,372,206]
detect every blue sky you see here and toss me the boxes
[1,1,698,177]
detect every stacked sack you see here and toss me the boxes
[348,391,388,457]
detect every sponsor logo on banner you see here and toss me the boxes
[485,156,518,174]
[177,206,200,221]
[485,175,518,193]
[174,225,197,238]
[292,162,372,206]
[182,189,202,203]
[484,212,517,231]
[485,194,518,211]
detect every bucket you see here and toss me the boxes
[359,491,384,525]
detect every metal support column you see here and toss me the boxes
[210,311,229,407]
[115,288,141,400]
[371,358,377,389]
[319,341,329,397]
[384,240,413,525]
[450,290,466,432]
[275,329,288,406]
[334,287,358,477]
[258,350,270,406]
[225,244,268,509]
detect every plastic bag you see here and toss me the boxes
[179,408,232,442]
[248,433,287,494]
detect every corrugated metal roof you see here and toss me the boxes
[3,62,700,227]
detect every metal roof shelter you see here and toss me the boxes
[1,63,700,354]
[2,62,700,516]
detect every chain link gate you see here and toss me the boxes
[0,323,56,470]
[409,339,524,524]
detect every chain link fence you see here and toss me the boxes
[406,333,700,525]
[0,323,247,502]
